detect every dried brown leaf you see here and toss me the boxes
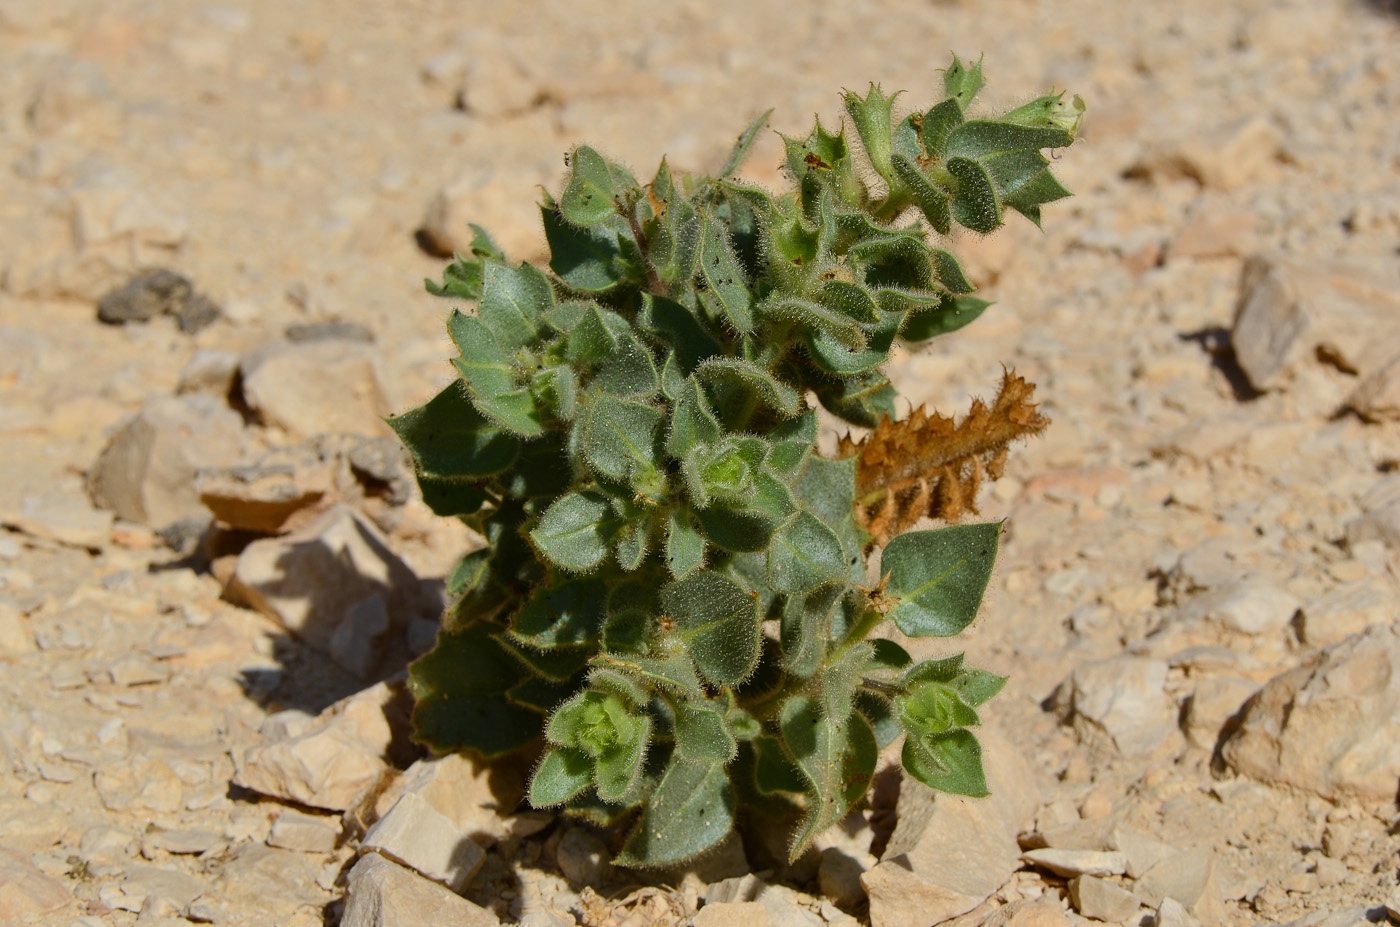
[844,369,1048,545]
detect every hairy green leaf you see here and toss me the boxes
[561,145,623,226]
[662,570,761,686]
[698,210,755,332]
[882,523,1000,637]
[718,108,773,177]
[666,506,706,580]
[780,696,877,860]
[582,393,666,486]
[768,510,846,595]
[530,490,619,573]
[673,698,737,762]
[512,577,608,649]
[529,746,593,807]
[617,755,735,867]
[902,728,989,797]
[389,380,520,481]
[479,262,551,350]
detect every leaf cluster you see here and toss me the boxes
[395,56,1078,867]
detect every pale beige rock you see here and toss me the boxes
[1230,253,1400,392]
[342,853,499,927]
[0,848,71,920]
[267,809,340,854]
[418,170,547,263]
[1348,356,1400,423]
[704,876,823,927]
[4,494,114,548]
[26,58,125,137]
[239,339,392,441]
[1069,875,1141,923]
[862,727,1040,927]
[1137,117,1282,191]
[88,394,247,530]
[227,505,425,654]
[142,828,222,855]
[233,681,396,811]
[177,348,241,397]
[817,846,869,910]
[1221,623,1400,802]
[330,594,392,679]
[1058,657,1174,755]
[1297,581,1392,649]
[374,751,527,847]
[94,755,185,813]
[1021,848,1128,878]
[554,826,609,886]
[1182,677,1257,749]
[1166,197,1258,260]
[108,654,171,686]
[1153,897,1201,927]
[0,601,36,654]
[983,899,1072,927]
[1134,850,1229,926]
[695,901,770,927]
[361,792,486,893]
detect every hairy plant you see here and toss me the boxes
[393,55,1082,867]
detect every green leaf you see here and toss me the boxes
[512,577,608,649]
[561,145,623,226]
[408,622,543,757]
[501,638,594,682]
[780,584,843,677]
[902,728,989,797]
[595,727,651,803]
[856,692,900,749]
[1000,167,1072,229]
[901,295,991,342]
[696,357,802,419]
[475,390,546,439]
[581,393,666,486]
[768,510,846,595]
[929,249,975,294]
[698,210,755,332]
[768,411,816,476]
[666,507,706,580]
[695,501,780,553]
[920,98,965,159]
[616,755,735,867]
[1003,91,1086,136]
[943,53,984,111]
[662,570,761,687]
[882,523,1000,637]
[953,667,1008,707]
[638,294,723,373]
[673,698,737,762]
[666,377,723,459]
[594,653,704,700]
[752,734,808,795]
[844,84,898,183]
[446,548,490,598]
[762,296,866,351]
[593,328,660,399]
[868,638,913,675]
[613,503,654,572]
[388,380,520,480]
[947,156,1002,234]
[529,746,593,806]
[945,121,1074,162]
[542,201,627,294]
[780,696,878,860]
[530,490,619,573]
[566,303,621,366]
[479,261,551,350]
[650,193,702,287]
[447,310,513,398]
[531,365,578,421]
[718,108,773,177]
[813,369,896,429]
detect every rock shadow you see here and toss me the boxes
[1177,325,1261,402]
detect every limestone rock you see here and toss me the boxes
[342,853,499,927]
[862,727,1040,927]
[554,827,609,887]
[1134,850,1228,926]
[0,601,36,654]
[1166,197,1258,260]
[177,348,240,397]
[1221,623,1400,802]
[88,394,247,531]
[4,493,114,549]
[238,338,392,440]
[267,809,340,854]
[361,792,486,892]
[695,901,770,927]
[1021,848,1128,878]
[1068,875,1141,923]
[1297,581,1392,649]
[1230,253,1400,392]
[233,681,398,811]
[1135,117,1282,191]
[0,848,71,921]
[1182,677,1258,749]
[704,875,823,927]
[330,594,393,679]
[1055,657,1174,755]
[1153,897,1201,927]
[226,505,427,655]
[372,751,526,847]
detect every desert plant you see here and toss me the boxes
[392,55,1081,867]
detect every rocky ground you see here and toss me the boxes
[2,0,1400,925]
